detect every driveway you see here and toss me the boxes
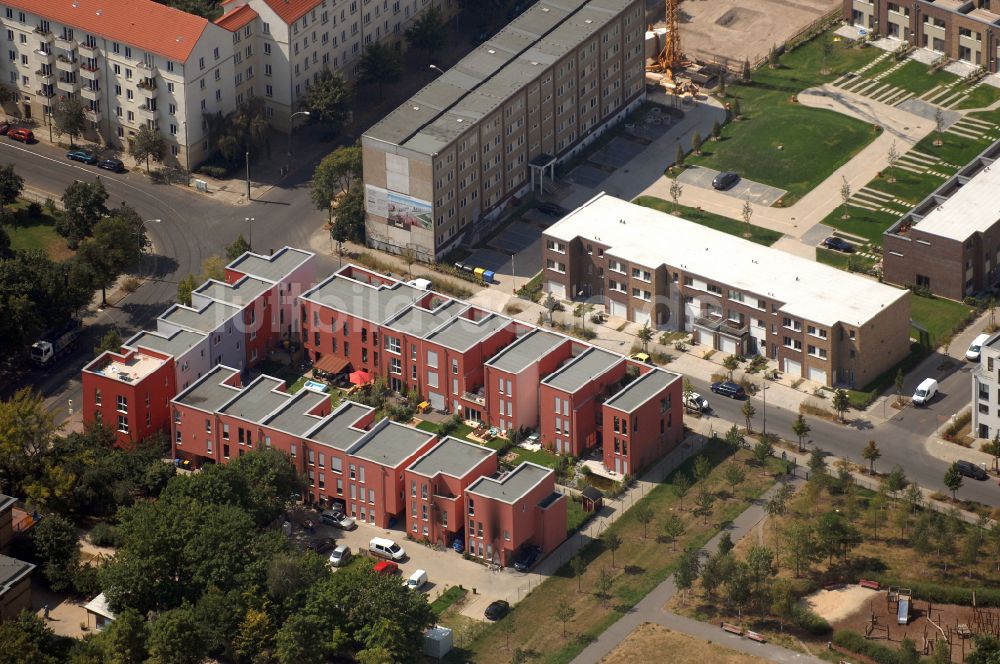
[675,165,787,206]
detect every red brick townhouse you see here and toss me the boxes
[601,367,682,476]
[82,247,315,445]
[404,437,498,547]
[465,463,566,566]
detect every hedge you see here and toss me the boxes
[792,605,831,635]
[873,578,1000,607]
[833,630,923,664]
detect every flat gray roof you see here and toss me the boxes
[159,300,242,334]
[604,368,677,413]
[0,553,34,590]
[173,366,242,412]
[306,401,373,450]
[542,347,622,393]
[125,328,206,358]
[407,436,495,479]
[467,462,552,503]
[0,493,14,514]
[349,419,435,468]
[486,329,565,374]
[364,0,632,156]
[261,389,330,436]
[384,299,460,339]
[195,277,271,307]
[218,376,289,422]
[226,246,313,283]
[424,312,510,352]
[301,273,422,324]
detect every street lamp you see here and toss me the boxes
[287,111,311,170]
[181,120,190,173]
[245,217,255,251]
[429,64,446,76]
[761,380,769,436]
[137,218,160,278]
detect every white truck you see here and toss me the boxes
[30,319,81,366]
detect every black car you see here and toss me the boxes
[306,537,335,554]
[712,171,740,190]
[823,237,855,253]
[710,381,747,400]
[956,460,988,481]
[512,545,541,572]
[537,202,568,217]
[484,599,510,621]
[98,158,126,173]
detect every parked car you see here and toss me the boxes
[8,128,33,143]
[967,333,991,362]
[485,600,510,621]
[328,544,351,568]
[320,509,356,530]
[629,352,651,364]
[306,537,334,554]
[683,392,710,412]
[369,536,406,561]
[98,158,126,173]
[452,537,465,553]
[406,569,428,590]
[67,149,99,165]
[537,202,568,217]
[372,560,399,575]
[823,237,855,253]
[911,377,938,406]
[0,123,10,135]
[712,171,739,190]
[512,545,541,572]
[710,381,746,400]
[956,460,988,481]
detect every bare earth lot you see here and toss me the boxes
[601,622,771,664]
[668,0,839,65]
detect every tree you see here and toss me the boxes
[722,354,740,380]
[98,608,148,664]
[895,368,905,406]
[886,465,907,499]
[146,604,207,664]
[699,551,730,599]
[693,455,711,484]
[768,44,780,68]
[741,58,752,83]
[944,462,963,500]
[358,42,403,98]
[200,254,226,282]
[312,146,363,223]
[0,388,57,498]
[58,178,109,246]
[131,125,165,174]
[771,578,796,631]
[332,180,366,248]
[691,130,702,156]
[862,440,882,475]
[674,143,685,167]
[711,119,722,140]
[682,378,695,411]
[886,140,899,183]
[571,555,586,593]
[718,531,734,556]
[840,176,852,220]
[792,414,811,452]
[225,234,252,261]
[637,322,653,353]
[675,548,701,602]
[724,424,744,452]
[934,108,945,146]
[732,98,742,119]
[80,206,147,306]
[604,531,622,568]
[177,273,197,307]
[0,163,23,212]
[815,511,861,563]
[405,7,446,59]
[745,545,777,616]
[635,504,654,539]
[53,95,86,146]
[95,328,123,357]
[0,610,62,664]
[723,464,746,497]
[742,197,752,238]
[205,98,272,167]
[543,293,559,324]
[669,178,683,210]
[554,601,576,638]
[672,471,691,509]
[741,400,756,433]
[820,39,834,75]
[661,514,684,551]
[725,561,752,619]
[782,521,816,577]
[832,388,850,422]
[301,68,352,129]
[695,491,715,524]
[594,568,613,605]
[30,514,80,591]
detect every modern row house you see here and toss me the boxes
[883,139,1000,302]
[361,0,646,260]
[541,193,912,388]
[844,0,1000,70]
[82,247,315,445]
[971,332,1000,440]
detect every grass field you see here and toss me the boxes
[566,496,591,535]
[879,59,957,96]
[814,247,876,273]
[683,33,882,205]
[4,201,72,261]
[634,196,783,246]
[955,82,1000,110]
[602,623,769,664]
[910,294,974,346]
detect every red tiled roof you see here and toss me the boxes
[5,0,210,62]
[259,0,323,25]
[214,4,258,32]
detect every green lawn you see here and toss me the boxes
[483,437,561,469]
[683,33,882,205]
[430,586,468,617]
[634,196,783,246]
[566,496,591,535]
[910,294,974,346]
[415,419,477,441]
[3,201,72,261]
[955,82,1000,110]
[879,59,957,96]
[815,247,877,272]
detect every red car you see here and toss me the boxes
[372,560,399,575]
[8,128,33,142]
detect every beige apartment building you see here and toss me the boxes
[542,194,912,388]
[844,0,1000,71]
[361,0,645,261]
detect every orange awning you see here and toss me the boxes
[314,355,350,375]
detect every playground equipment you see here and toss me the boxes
[887,587,912,625]
[864,601,890,641]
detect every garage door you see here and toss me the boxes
[632,310,651,326]
[807,366,827,385]
[428,392,445,411]
[720,337,738,355]
[783,358,802,377]
[546,281,566,300]
[609,299,627,318]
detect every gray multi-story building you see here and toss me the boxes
[972,332,1000,440]
[361,0,645,261]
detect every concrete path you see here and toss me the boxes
[570,477,824,664]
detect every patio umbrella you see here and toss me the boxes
[348,370,371,386]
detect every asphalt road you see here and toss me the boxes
[0,136,334,422]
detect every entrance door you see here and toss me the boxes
[720,336,738,355]
[783,358,802,377]
[609,299,627,318]
[807,366,827,385]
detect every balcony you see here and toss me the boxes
[35,69,53,85]
[84,108,102,123]
[35,88,55,99]
[56,55,78,72]
[462,390,486,406]
[78,42,99,58]
[80,63,99,80]
[137,61,157,76]
[136,104,158,120]
[33,27,53,43]
[56,76,79,93]
[137,78,158,97]
[33,49,54,64]
[54,35,76,52]
[80,86,100,101]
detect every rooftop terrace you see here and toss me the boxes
[88,350,168,384]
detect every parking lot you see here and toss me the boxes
[675,165,788,205]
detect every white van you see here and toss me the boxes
[369,537,406,561]
[406,569,428,590]
[967,334,991,362]
[912,378,938,406]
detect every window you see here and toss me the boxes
[116,395,128,413]
[117,414,129,434]
[222,423,229,440]
[332,457,342,473]
[631,267,651,282]
[386,336,400,353]
[204,418,212,434]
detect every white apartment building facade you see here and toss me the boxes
[972,332,1000,441]
[0,0,238,170]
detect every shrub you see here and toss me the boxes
[89,522,122,548]
[942,410,972,442]
[26,201,42,218]
[195,165,228,179]
[792,606,831,635]
[120,276,142,293]
[871,578,1000,607]
[44,198,57,214]
[833,629,919,664]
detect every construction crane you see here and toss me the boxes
[648,0,683,75]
